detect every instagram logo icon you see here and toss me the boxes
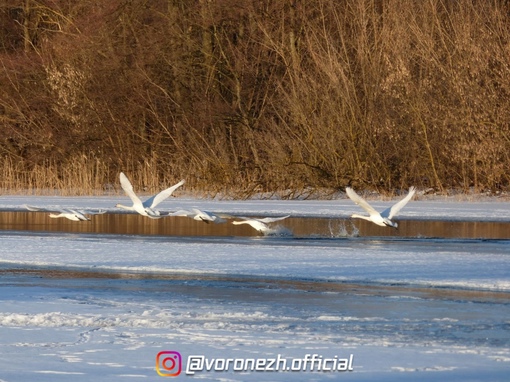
[156,351,182,377]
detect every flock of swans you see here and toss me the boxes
[24,172,417,234]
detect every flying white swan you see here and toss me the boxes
[232,215,291,234]
[24,205,106,222]
[115,172,185,219]
[170,208,229,224]
[345,187,416,228]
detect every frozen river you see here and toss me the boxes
[0,195,509,381]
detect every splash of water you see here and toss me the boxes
[328,219,359,238]
[264,225,294,237]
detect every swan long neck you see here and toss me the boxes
[351,213,372,221]
[115,204,133,211]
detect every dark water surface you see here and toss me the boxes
[0,211,509,238]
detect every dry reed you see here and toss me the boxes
[0,1,509,197]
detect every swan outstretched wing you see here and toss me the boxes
[25,204,102,219]
[191,208,216,222]
[345,188,380,217]
[78,209,107,216]
[169,209,192,217]
[232,216,290,232]
[232,217,260,224]
[24,204,45,212]
[257,215,290,223]
[170,208,225,223]
[65,209,90,220]
[169,208,203,219]
[232,218,268,232]
[25,205,71,214]
[145,179,185,209]
[25,204,63,213]
[119,172,144,207]
[191,208,228,223]
[381,187,416,219]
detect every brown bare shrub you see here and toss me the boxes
[0,0,509,196]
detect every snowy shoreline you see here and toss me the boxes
[0,194,509,221]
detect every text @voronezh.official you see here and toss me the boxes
[156,351,354,376]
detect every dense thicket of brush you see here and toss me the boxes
[1,1,509,196]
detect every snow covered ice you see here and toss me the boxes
[0,195,509,381]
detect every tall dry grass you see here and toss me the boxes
[0,0,509,196]
[0,156,108,195]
